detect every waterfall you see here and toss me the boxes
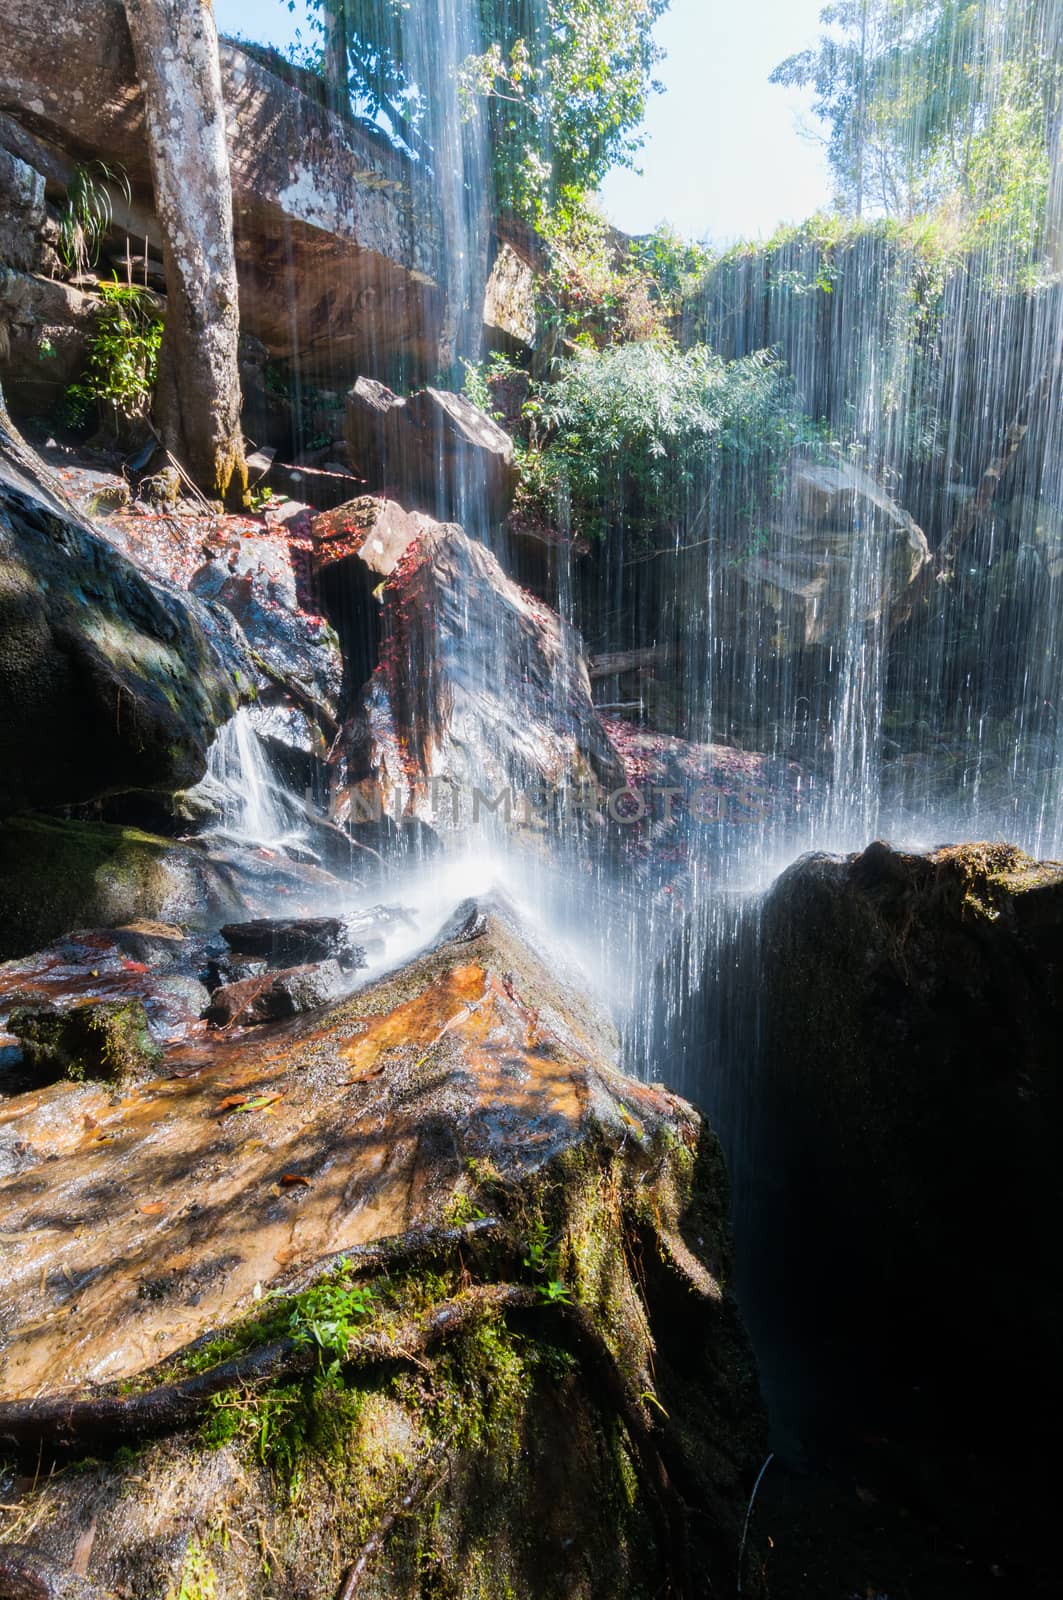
[195,709,302,849]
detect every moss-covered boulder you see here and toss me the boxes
[0,398,250,815]
[0,900,764,1598]
[7,996,161,1083]
[0,815,245,959]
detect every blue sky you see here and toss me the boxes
[214,0,833,244]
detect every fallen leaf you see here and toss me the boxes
[341,1066,386,1085]
[281,1173,312,1188]
[138,1202,165,1215]
[216,1090,284,1116]
[121,959,149,973]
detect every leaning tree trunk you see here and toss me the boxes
[123,0,247,507]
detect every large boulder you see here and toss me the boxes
[757,839,1062,1464]
[0,816,246,960]
[0,900,764,1598]
[204,958,348,1028]
[0,402,250,814]
[737,458,930,652]
[322,506,623,829]
[344,377,517,524]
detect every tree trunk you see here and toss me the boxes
[123,0,247,507]
[322,1,350,113]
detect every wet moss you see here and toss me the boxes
[0,813,179,957]
[7,997,162,1084]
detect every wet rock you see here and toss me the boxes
[219,916,366,971]
[0,816,246,960]
[189,533,342,751]
[601,717,809,844]
[313,494,433,581]
[7,997,161,1084]
[333,514,623,830]
[344,377,517,522]
[0,142,46,274]
[0,903,763,1598]
[484,239,537,352]
[737,457,930,651]
[757,839,1063,1450]
[204,958,347,1028]
[0,403,250,815]
[0,925,213,1047]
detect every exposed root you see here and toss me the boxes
[275,1217,502,1294]
[0,1285,535,1455]
[0,1545,116,1600]
[0,1336,309,1452]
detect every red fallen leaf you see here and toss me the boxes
[281,1173,312,1188]
[121,959,149,973]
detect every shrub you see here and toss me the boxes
[62,279,163,432]
[522,339,817,546]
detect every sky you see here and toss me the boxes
[214,0,834,244]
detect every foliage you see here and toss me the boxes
[521,340,817,544]
[170,1538,217,1600]
[291,1,669,225]
[197,1263,376,1477]
[285,1265,375,1367]
[626,225,713,306]
[460,0,670,225]
[771,0,1062,258]
[62,280,162,431]
[535,206,682,350]
[57,162,131,277]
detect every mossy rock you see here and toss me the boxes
[0,901,766,1598]
[0,814,242,958]
[8,997,161,1084]
[1,401,250,814]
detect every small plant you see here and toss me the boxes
[62,278,163,432]
[536,1278,573,1306]
[443,1188,488,1228]
[285,1263,376,1368]
[57,161,131,278]
[522,1215,553,1275]
[523,1214,571,1304]
[170,1537,217,1600]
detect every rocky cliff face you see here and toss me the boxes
[0,0,447,394]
